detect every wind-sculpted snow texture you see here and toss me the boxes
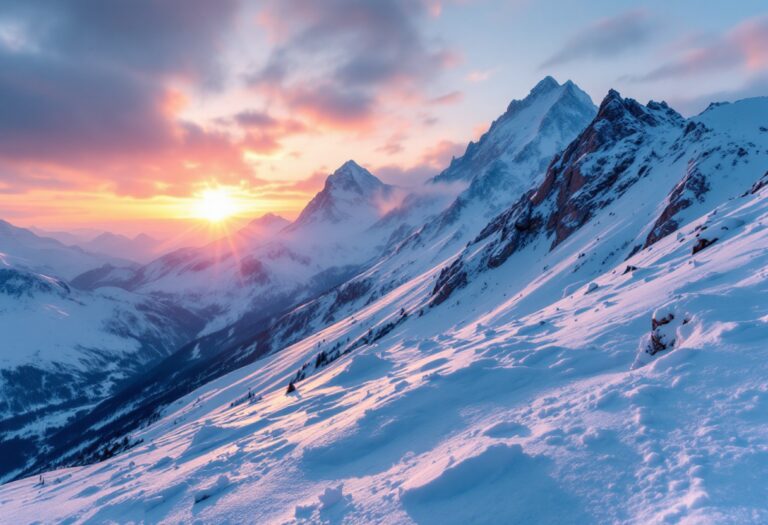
[2,81,768,524]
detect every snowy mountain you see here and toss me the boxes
[79,232,162,263]
[7,152,768,523]
[433,76,595,183]
[54,78,595,434]
[431,93,768,306]
[290,160,397,231]
[72,162,408,336]
[272,77,598,329]
[3,84,768,523]
[0,263,203,482]
[0,220,136,279]
[430,77,596,229]
[237,213,290,240]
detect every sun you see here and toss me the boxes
[193,188,238,223]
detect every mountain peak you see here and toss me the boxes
[239,212,290,239]
[338,159,364,172]
[325,160,383,194]
[595,89,668,129]
[432,77,596,186]
[253,212,288,225]
[133,233,157,243]
[595,89,684,130]
[93,231,123,242]
[290,162,391,230]
[530,76,560,96]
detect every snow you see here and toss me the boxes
[6,175,768,523]
[694,97,768,139]
[2,82,768,524]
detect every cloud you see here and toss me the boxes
[0,0,247,197]
[248,0,457,128]
[285,171,328,194]
[286,85,377,128]
[376,139,465,186]
[428,91,464,105]
[377,132,409,155]
[667,73,768,116]
[540,9,656,68]
[628,15,768,82]
[229,110,307,153]
[466,68,497,83]
[2,0,238,84]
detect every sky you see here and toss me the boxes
[1,0,766,237]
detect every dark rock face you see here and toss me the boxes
[0,269,70,298]
[431,259,469,306]
[534,94,682,249]
[328,279,373,312]
[512,91,681,252]
[645,161,711,248]
[481,196,543,269]
[692,237,718,255]
[746,171,768,196]
[648,312,675,355]
[643,309,689,358]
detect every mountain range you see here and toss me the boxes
[2,78,768,523]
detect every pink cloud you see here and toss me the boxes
[732,17,768,71]
[631,15,768,82]
[428,91,464,106]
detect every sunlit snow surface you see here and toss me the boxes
[5,175,768,523]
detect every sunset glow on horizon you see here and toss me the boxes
[191,188,242,223]
[1,0,766,238]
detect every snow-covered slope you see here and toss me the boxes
[26,88,762,496]
[6,152,768,523]
[0,220,136,279]
[3,87,767,523]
